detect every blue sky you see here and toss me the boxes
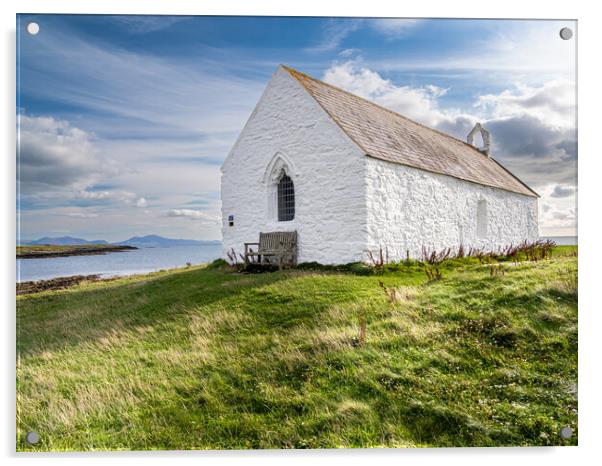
[17,15,577,240]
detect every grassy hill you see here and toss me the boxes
[16,246,577,450]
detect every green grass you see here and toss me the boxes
[16,247,577,450]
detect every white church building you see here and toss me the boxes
[221,65,539,264]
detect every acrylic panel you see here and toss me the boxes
[16,15,577,451]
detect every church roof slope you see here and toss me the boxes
[283,65,538,198]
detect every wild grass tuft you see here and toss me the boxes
[367,246,389,269]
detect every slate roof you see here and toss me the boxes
[283,66,538,198]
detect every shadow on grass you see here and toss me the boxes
[16,267,291,356]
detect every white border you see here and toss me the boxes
[3,1,599,465]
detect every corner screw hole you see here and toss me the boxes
[560,426,573,439]
[25,431,40,445]
[559,27,573,40]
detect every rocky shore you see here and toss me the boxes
[16,274,108,295]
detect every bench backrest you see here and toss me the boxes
[258,231,297,252]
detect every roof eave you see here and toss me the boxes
[489,156,540,198]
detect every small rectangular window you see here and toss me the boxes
[477,200,487,238]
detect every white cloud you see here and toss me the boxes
[473,83,577,191]
[136,197,148,208]
[539,184,577,236]
[17,114,113,189]
[476,80,575,129]
[166,209,218,221]
[75,189,138,204]
[322,61,455,127]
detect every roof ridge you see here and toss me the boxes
[281,64,484,156]
[279,65,539,198]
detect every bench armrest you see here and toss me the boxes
[245,243,259,260]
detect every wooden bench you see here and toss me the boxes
[244,231,298,270]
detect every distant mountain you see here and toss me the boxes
[23,236,109,246]
[115,235,220,248]
[22,234,220,248]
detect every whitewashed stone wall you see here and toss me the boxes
[222,66,539,265]
[221,67,368,264]
[365,157,539,260]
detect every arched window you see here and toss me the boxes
[277,173,295,221]
[476,199,487,239]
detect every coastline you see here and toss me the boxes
[16,263,204,295]
[17,274,105,295]
[17,244,137,259]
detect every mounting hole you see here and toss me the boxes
[26,22,40,35]
[560,426,573,439]
[25,431,40,444]
[559,27,573,40]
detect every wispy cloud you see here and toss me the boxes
[369,21,576,83]
[18,26,264,240]
[368,19,423,38]
[307,18,423,53]
[21,31,264,138]
[305,19,364,52]
[66,212,99,219]
[111,16,189,34]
